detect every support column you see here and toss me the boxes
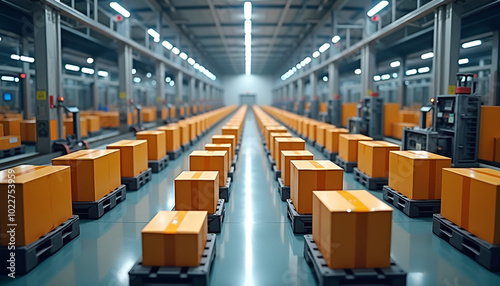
[33,3,62,153]
[156,62,165,120]
[175,70,183,105]
[360,43,376,97]
[491,31,499,105]
[92,61,98,110]
[328,62,339,98]
[398,58,406,106]
[432,2,462,97]
[297,78,304,99]
[118,43,133,133]
[22,38,32,119]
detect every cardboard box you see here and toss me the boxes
[270,132,293,160]
[316,125,335,147]
[325,128,349,153]
[136,131,167,161]
[0,165,72,246]
[384,103,400,137]
[0,118,20,136]
[274,137,306,170]
[391,122,416,140]
[205,144,232,170]
[212,135,236,158]
[107,140,148,178]
[158,125,181,152]
[0,123,3,136]
[20,120,36,142]
[290,160,344,214]
[358,141,400,178]
[281,150,314,186]
[189,150,228,186]
[478,106,500,162]
[312,190,392,269]
[64,118,88,137]
[265,126,288,147]
[0,136,21,150]
[495,138,500,163]
[301,120,309,138]
[342,103,357,127]
[441,168,500,244]
[186,120,197,141]
[178,122,190,145]
[85,116,100,132]
[388,151,451,200]
[142,211,207,267]
[338,134,373,162]
[175,171,219,214]
[52,149,121,202]
[222,126,240,144]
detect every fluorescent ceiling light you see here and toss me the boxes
[406,69,417,76]
[165,77,171,83]
[390,61,400,68]
[367,1,389,17]
[392,73,398,78]
[373,75,381,81]
[244,20,252,34]
[292,67,297,72]
[179,52,188,60]
[331,35,341,44]
[110,2,130,18]
[133,77,141,83]
[10,54,20,60]
[169,81,175,86]
[421,52,434,60]
[20,56,35,63]
[462,40,482,49]
[65,64,80,72]
[132,68,137,75]
[172,47,180,55]
[194,63,200,70]
[381,74,391,80]
[458,58,469,65]
[1,76,15,82]
[81,67,95,75]
[418,67,430,73]
[97,70,108,77]
[147,29,160,42]
[86,57,94,64]
[244,2,252,20]
[146,73,152,78]
[0,36,2,41]
[296,64,301,70]
[199,66,206,73]
[162,40,173,50]
[323,76,328,82]
[304,57,311,64]
[188,58,195,65]
[312,51,320,58]
[354,68,361,75]
[319,43,331,53]
[245,34,251,46]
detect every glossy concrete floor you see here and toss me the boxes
[3,110,500,286]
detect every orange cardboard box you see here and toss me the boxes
[0,165,72,246]
[0,123,3,136]
[20,120,37,142]
[281,150,314,186]
[290,160,344,214]
[189,150,228,186]
[186,120,197,141]
[136,131,166,161]
[384,103,400,137]
[388,151,451,200]
[212,135,236,158]
[0,136,21,150]
[391,122,416,140]
[274,137,306,170]
[0,118,20,136]
[175,171,219,214]
[52,149,121,202]
[358,141,400,178]
[179,122,190,145]
[142,211,207,267]
[316,125,335,147]
[85,116,100,132]
[312,190,392,269]
[270,132,293,159]
[301,120,310,138]
[205,143,232,169]
[158,125,181,152]
[338,134,373,162]
[107,140,148,178]
[342,103,357,127]
[494,138,500,163]
[222,126,240,144]
[265,126,288,147]
[64,118,88,137]
[325,128,349,153]
[308,121,322,142]
[441,168,500,244]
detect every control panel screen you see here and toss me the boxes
[443,99,454,111]
[3,93,12,101]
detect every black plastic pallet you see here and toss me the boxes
[167,147,182,160]
[272,165,281,181]
[228,166,235,180]
[264,146,271,156]
[382,186,441,218]
[0,215,80,275]
[353,167,387,190]
[122,168,153,191]
[236,143,241,153]
[129,234,216,286]
[277,177,290,201]
[433,214,500,271]
[315,144,324,153]
[148,155,170,173]
[267,154,276,169]
[88,130,103,137]
[303,235,407,286]
[306,138,315,146]
[72,185,127,219]
[181,143,191,152]
[208,199,225,233]
[299,134,306,140]
[219,177,232,202]
[322,149,338,162]
[232,154,238,170]
[0,144,26,159]
[286,199,312,234]
[335,156,356,173]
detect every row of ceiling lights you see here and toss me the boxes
[245,2,252,75]
[109,2,216,81]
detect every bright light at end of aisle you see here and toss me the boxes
[244,2,252,20]
[110,2,130,18]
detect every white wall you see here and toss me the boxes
[221,74,274,106]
